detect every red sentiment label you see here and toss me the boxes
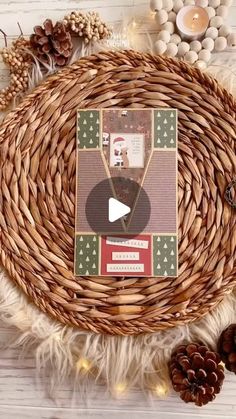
[101,234,152,276]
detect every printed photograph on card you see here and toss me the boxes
[109,133,145,168]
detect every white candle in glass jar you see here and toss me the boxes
[176,6,209,40]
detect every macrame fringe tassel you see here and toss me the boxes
[0,268,236,398]
[28,40,109,91]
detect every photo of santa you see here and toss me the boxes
[112,136,129,168]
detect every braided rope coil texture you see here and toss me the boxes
[0,50,236,335]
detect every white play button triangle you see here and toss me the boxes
[108,198,131,223]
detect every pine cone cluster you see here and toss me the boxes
[218,324,236,373]
[169,344,225,406]
[30,19,73,66]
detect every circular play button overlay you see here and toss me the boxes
[85,177,151,235]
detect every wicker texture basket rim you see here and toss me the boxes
[0,50,236,336]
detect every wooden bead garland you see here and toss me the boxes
[151,0,235,67]
[190,40,202,52]
[228,32,236,47]
[205,6,216,18]
[214,36,227,50]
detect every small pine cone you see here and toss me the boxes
[218,324,236,373]
[30,19,73,66]
[169,344,225,406]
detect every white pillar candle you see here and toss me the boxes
[176,5,209,40]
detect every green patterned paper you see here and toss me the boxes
[75,235,99,276]
[153,235,177,277]
[154,109,177,148]
[77,110,100,149]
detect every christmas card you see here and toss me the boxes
[75,109,178,277]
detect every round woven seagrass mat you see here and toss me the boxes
[0,50,236,336]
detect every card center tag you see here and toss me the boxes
[102,111,153,228]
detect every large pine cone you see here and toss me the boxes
[218,324,236,373]
[169,344,225,406]
[30,19,73,66]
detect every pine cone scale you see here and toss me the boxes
[44,19,54,35]
[228,352,236,363]
[207,371,217,385]
[34,26,45,37]
[42,45,51,54]
[37,36,49,46]
[187,370,195,381]
[197,369,207,380]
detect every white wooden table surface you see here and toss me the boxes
[0,1,236,418]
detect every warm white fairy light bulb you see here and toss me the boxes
[132,18,137,28]
[155,383,169,397]
[53,333,61,342]
[114,381,128,395]
[76,357,92,373]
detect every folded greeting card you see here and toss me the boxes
[75,109,178,277]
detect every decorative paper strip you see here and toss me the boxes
[153,235,178,277]
[128,151,177,234]
[77,110,100,149]
[154,109,177,149]
[106,236,149,249]
[107,264,144,273]
[75,234,99,276]
[112,252,139,261]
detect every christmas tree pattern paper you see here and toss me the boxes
[75,235,99,275]
[153,235,177,277]
[154,110,177,148]
[75,109,178,277]
[77,110,100,149]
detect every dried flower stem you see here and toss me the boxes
[17,22,23,37]
[0,29,8,47]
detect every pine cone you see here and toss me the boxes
[169,344,225,406]
[218,324,236,373]
[30,19,73,66]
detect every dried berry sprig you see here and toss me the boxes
[0,35,33,111]
[63,11,112,44]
